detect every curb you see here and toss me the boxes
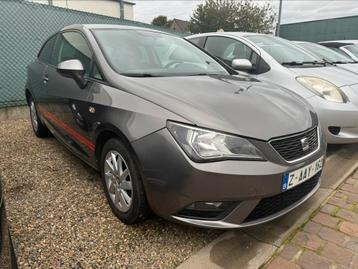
[0,106,28,122]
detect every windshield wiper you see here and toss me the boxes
[281,61,325,66]
[186,73,222,76]
[281,61,304,66]
[302,61,326,65]
[321,59,336,65]
[121,73,158,77]
[332,61,347,64]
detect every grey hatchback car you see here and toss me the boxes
[25,25,326,228]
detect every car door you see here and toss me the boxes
[44,31,95,161]
[29,34,57,110]
[202,36,269,75]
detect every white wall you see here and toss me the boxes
[31,0,134,20]
[123,3,134,20]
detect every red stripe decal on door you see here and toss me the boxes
[38,105,96,152]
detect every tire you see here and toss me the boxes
[100,138,149,224]
[28,97,51,138]
[9,233,18,269]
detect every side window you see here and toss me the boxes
[204,36,270,74]
[53,32,92,75]
[204,36,253,66]
[38,34,57,64]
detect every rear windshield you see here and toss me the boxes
[246,35,320,64]
[92,29,229,77]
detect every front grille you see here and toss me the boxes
[270,127,318,161]
[244,172,320,223]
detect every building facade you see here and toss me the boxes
[280,15,358,42]
[31,0,135,20]
[169,19,190,33]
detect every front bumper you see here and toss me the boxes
[307,88,358,144]
[132,128,326,228]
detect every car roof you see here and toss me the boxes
[319,40,358,47]
[188,31,268,39]
[294,40,310,44]
[61,24,168,34]
[321,40,358,44]
[224,32,267,37]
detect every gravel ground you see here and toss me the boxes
[0,118,221,269]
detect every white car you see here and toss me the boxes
[294,41,358,75]
[319,40,358,62]
[187,33,358,144]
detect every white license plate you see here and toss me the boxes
[282,157,324,191]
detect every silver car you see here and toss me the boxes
[187,33,358,144]
[294,41,358,75]
[319,40,358,61]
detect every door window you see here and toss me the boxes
[204,36,269,74]
[53,32,92,75]
[38,34,57,64]
[204,36,253,65]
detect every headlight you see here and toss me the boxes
[296,76,347,103]
[167,121,264,161]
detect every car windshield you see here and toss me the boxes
[330,47,352,58]
[246,35,322,65]
[92,29,229,77]
[344,44,358,58]
[297,42,354,64]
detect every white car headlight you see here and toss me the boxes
[296,76,347,103]
[167,121,264,161]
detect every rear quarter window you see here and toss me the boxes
[187,36,206,48]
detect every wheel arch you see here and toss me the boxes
[25,88,32,105]
[94,124,139,168]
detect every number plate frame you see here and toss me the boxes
[281,156,324,192]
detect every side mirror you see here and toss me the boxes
[231,59,253,71]
[57,59,87,88]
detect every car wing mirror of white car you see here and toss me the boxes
[232,59,253,71]
[57,59,88,89]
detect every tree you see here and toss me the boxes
[151,15,173,28]
[189,0,275,34]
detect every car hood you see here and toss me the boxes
[290,66,358,87]
[337,63,358,75]
[121,75,315,141]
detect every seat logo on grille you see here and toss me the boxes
[300,137,310,151]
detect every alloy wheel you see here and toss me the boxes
[104,150,133,212]
[30,101,38,131]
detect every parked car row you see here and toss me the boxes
[187,32,358,144]
[319,40,358,61]
[24,25,356,231]
[294,41,358,74]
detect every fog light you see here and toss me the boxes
[176,201,237,220]
[328,126,341,135]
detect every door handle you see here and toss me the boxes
[43,75,49,84]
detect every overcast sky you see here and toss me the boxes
[131,0,358,25]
